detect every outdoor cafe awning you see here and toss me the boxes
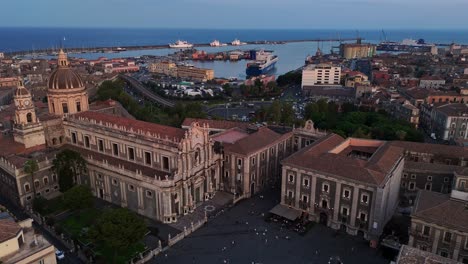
[269,204,301,221]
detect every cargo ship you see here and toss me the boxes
[245,50,278,77]
[377,38,434,52]
[169,40,194,49]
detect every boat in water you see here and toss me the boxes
[377,38,434,52]
[246,50,278,77]
[231,39,247,46]
[169,40,194,49]
[210,40,227,47]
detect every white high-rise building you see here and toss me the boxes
[301,64,341,88]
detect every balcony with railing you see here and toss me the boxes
[409,230,431,242]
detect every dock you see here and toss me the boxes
[5,38,364,57]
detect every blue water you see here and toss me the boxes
[2,28,468,52]
[2,28,468,78]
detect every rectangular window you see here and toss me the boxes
[146,190,153,198]
[162,156,169,170]
[288,175,294,183]
[343,189,351,199]
[128,184,135,192]
[112,143,119,156]
[98,139,104,152]
[409,182,416,190]
[411,174,417,179]
[444,232,452,243]
[62,103,68,114]
[43,177,49,185]
[302,195,308,203]
[303,178,309,187]
[252,157,255,165]
[237,159,242,166]
[128,147,135,161]
[145,152,152,165]
[112,179,118,186]
[423,226,430,236]
[71,132,77,144]
[76,101,81,112]
[322,183,329,193]
[361,193,369,204]
[342,207,348,216]
[84,135,90,148]
[403,173,408,179]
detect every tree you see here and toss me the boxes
[52,149,86,192]
[24,160,39,198]
[63,185,94,211]
[89,208,147,262]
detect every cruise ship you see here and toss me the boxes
[210,40,227,47]
[169,40,194,49]
[231,39,247,46]
[377,38,434,52]
[245,50,278,77]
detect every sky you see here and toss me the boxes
[2,0,468,29]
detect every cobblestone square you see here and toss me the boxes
[152,188,389,264]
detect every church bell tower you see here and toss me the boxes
[13,80,46,148]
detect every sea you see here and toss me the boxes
[2,28,468,79]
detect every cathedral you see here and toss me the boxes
[0,50,221,223]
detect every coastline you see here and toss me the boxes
[6,38,361,56]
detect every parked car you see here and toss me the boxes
[56,250,65,260]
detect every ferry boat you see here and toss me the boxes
[245,50,278,77]
[210,40,227,47]
[169,40,194,49]
[377,38,433,52]
[231,39,247,46]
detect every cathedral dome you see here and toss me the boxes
[47,50,85,90]
[15,85,30,97]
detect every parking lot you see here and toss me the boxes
[152,188,389,264]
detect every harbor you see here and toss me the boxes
[6,37,363,57]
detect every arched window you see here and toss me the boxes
[195,148,201,164]
[26,113,32,123]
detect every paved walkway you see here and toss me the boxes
[170,191,233,231]
[152,187,389,264]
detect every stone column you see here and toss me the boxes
[310,174,317,215]
[137,187,144,213]
[280,166,287,204]
[120,181,127,207]
[431,229,440,254]
[294,172,301,208]
[333,182,342,221]
[350,186,360,226]
[453,234,463,260]
[103,175,111,201]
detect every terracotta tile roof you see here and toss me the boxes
[0,134,47,167]
[66,145,171,179]
[0,218,21,243]
[404,161,462,174]
[70,111,186,141]
[282,134,404,186]
[413,190,468,233]
[214,127,290,155]
[181,118,250,131]
[391,141,468,159]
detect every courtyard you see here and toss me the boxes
[152,187,389,264]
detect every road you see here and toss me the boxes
[0,195,83,264]
[119,74,176,108]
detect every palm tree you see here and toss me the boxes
[24,159,39,198]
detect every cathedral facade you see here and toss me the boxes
[0,51,221,223]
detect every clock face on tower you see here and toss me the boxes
[24,100,30,106]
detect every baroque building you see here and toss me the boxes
[408,169,468,263]
[279,135,404,246]
[0,51,221,223]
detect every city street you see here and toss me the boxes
[152,188,388,264]
[0,195,83,264]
